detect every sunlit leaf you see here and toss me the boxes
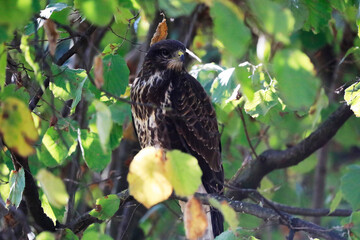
[127,147,172,208]
[184,196,208,240]
[89,194,120,220]
[93,100,113,152]
[210,68,237,104]
[210,0,251,59]
[42,127,76,164]
[341,165,360,210]
[0,97,38,157]
[8,168,25,208]
[0,0,38,42]
[273,49,320,111]
[36,232,55,240]
[36,169,69,208]
[75,0,117,26]
[209,198,238,232]
[344,81,360,117]
[249,0,295,44]
[165,150,202,197]
[244,89,278,118]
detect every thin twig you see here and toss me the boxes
[236,106,258,158]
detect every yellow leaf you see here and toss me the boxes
[0,97,38,157]
[184,196,208,240]
[36,169,69,208]
[127,147,172,208]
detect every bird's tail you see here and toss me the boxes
[210,207,224,237]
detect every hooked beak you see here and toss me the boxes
[186,48,202,63]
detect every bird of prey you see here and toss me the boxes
[131,39,224,238]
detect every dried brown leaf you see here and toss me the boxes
[150,15,168,46]
[184,196,208,240]
[94,55,104,89]
[44,19,59,56]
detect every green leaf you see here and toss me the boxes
[273,49,320,111]
[42,127,77,165]
[36,169,69,208]
[164,150,202,197]
[36,232,55,240]
[89,194,120,220]
[80,130,111,172]
[329,191,342,214]
[20,35,43,87]
[244,89,278,118]
[288,154,317,174]
[8,167,25,208]
[210,68,238,104]
[209,198,239,232]
[158,0,197,18]
[82,231,113,240]
[109,123,123,150]
[0,0,37,42]
[75,0,117,26]
[339,47,360,66]
[214,230,237,240]
[50,65,87,110]
[344,81,360,117]
[94,100,113,152]
[0,85,30,104]
[341,165,360,210]
[235,65,254,101]
[109,102,131,124]
[303,0,332,33]
[0,43,6,87]
[190,63,224,94]
[210,1,251,59]
[101,54,129,96]
[60,229,79,240]
[248,0,295,44]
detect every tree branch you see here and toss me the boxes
[68,189,346,240]
[227,103,353,200]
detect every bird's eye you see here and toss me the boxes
[161,49,170,57]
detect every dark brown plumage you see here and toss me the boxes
[131,39,224,237]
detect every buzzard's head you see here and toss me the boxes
[145,40,186,72]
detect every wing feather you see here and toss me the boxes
[170,73,222,172]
